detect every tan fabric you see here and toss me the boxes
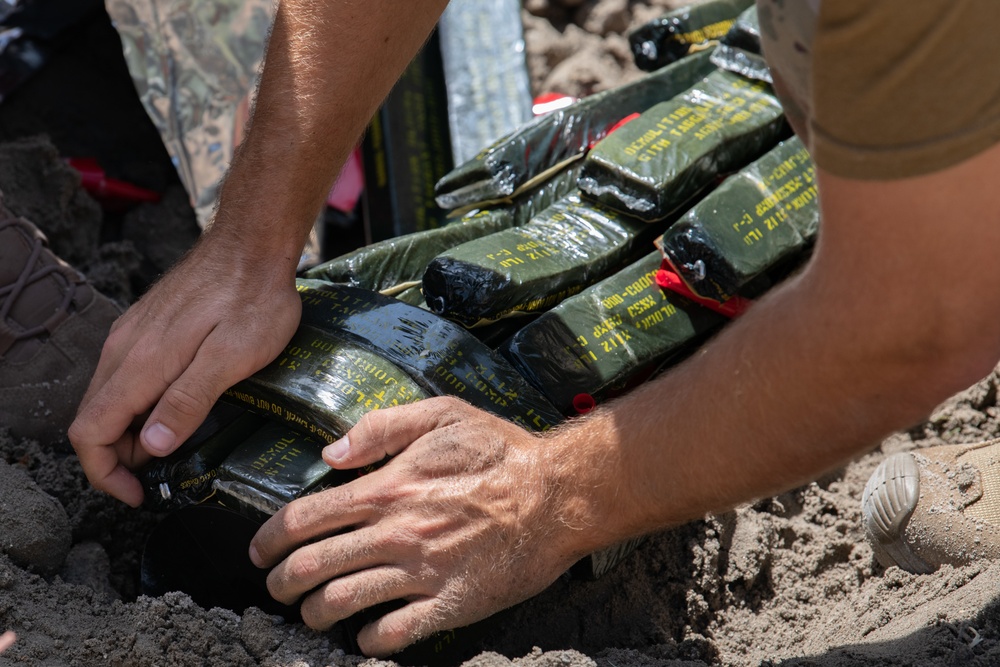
[960,445,1000,526]
[759,0,1000,180]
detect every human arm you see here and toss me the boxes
[249,140,1000,656]
[68,0,450,506]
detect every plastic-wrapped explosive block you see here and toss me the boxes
[212,421,358,516]
[295,281,564,432]
[503,251,724,413]
[304,164,581,295]
[718,4,762,54]
[224,325,430,444]
[422,193,664,327]
[710,6,771,83]
[138,402,267,512]
[578,69,787,222]
[629,0,753,72]
[434,50,716,210]
[657,137,818,303]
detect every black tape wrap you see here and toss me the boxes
[628,0,753,72]
[662,222,742,298]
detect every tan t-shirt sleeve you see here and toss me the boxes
[810,0,1000,179]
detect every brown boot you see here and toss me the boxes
[0,211,120,442]
[862,440,1000,574]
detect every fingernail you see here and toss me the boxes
[324,436,350,463]
[143,422,176,454]
[248,544,262,567]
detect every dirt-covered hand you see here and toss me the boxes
[68,231,302,507]
[249,397,599,657]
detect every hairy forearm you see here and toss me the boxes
[208,0,449,273]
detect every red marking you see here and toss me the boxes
[572,393,597,415]
[589,113,641,150]
[655,262,751,318]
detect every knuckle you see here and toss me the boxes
[66,421,88,450]
[265,568,295,605]
[104,317,130,343]
[278,501,313,542]
[160,384,213,419]
[299,586,345,631]
[377,615,424,652]
[120,340,154,375]
[354,411,391,451]
[352,410,377,439]
[285,549,321,583]
[429,396,470,424]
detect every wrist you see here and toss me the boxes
[534,416,653,560]
[187,220,303,290]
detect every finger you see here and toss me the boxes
[250,486,372,568]
[69,430,146,507]
[70,326,204,460]
[323,396,469,469]
[356,597,449,658]
[298,566,422,632]
[76,314,132,414]
[265,526,387,604]
[0,630,16,654]
[141,327,263,457]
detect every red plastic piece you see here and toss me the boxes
[589,112,641,150]
[572,393,597,415]
[327,147,364,213]
[532,92,577,116]
[655,262,752,319]
[67,157,161,210]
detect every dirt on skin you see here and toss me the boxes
[0,2,999,666]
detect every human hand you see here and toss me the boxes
[249,397,603,657]
[0,631,14,654]
[69,230,302,507]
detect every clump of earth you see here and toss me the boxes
[0,2,998,666]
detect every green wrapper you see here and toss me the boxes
[503,251,724,412]
[710,6,770,83]
[434,50,716,210]
[578,69,787,221]
[224,326,430,444]
[423,194,662,326]
[657,137,818,303]
[362,32,453,240]
[304,165,581,294]
[212,422,357,516]
[138,403,267,512]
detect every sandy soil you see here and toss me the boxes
[0,2,999,666]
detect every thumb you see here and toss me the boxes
[140,372,221,457]
[140,338,245,457]
[322,397,464,469]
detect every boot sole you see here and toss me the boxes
[861,452,935,574]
